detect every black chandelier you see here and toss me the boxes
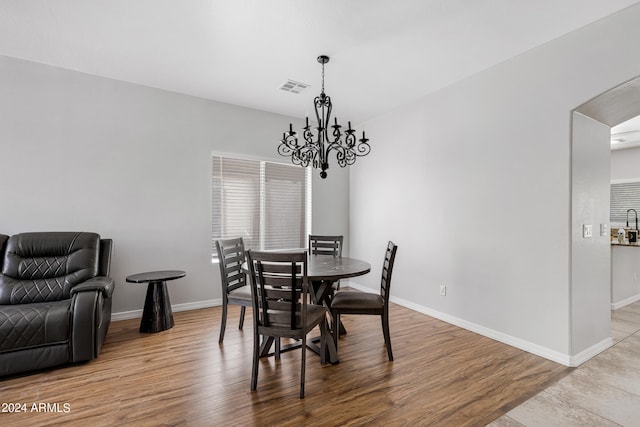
[278,55,371,179]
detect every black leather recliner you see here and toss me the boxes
[0,232,114,377]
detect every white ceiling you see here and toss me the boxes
[1,0,639,124]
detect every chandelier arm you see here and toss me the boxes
[333,144,348,168]
[301,124,321,170]
[296,144,317,167]
[356,142,371,157]
[330,124,342,144]
[355,135,371,157]
[303,128,314,144]
[324,138,344,158]
[344,131,357,149]
[277,134,299,156]
[278,129,319,169]
[311,132,322,169]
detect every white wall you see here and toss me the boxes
[571,112,611,355]
[350,4,640,363]
[0,55,350,315]
[311,165,351,255]
[611,245,640,307]
[611,146,640,181]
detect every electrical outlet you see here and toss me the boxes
[583,224,593,238]
[439,284,446,296]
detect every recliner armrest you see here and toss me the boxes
[70,276,115,298]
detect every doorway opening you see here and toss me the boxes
[571,75,640,362]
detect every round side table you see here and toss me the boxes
[126,270,186,333]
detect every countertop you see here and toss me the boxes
[611,241,640,247]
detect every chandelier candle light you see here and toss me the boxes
[278,55,371,179]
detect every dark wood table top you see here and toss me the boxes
[306,255,371,281]
[242,253,370,281]
[125,270,186,283]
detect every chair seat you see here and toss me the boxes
[331,291,384,311]
[262,304,327,335]
[228,285,252,302]
[0,300,71,353]
[304,304,329,329]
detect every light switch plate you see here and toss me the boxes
[600,224,608,237]
[583,224,593,238]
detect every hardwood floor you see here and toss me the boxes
[0,300,569,426]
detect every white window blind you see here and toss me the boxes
[611,181,640,224]
[212,155,311,258]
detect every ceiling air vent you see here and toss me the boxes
[279,79,310,94]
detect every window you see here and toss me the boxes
[212,155,311,259]
[611,180,640,224]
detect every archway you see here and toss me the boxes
[570,76,640,363]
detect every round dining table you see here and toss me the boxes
[244,253,371,364]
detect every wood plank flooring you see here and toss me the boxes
[0,299,570,426]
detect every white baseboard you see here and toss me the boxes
[347,281,612,367]
[568,337,614,366]
[611,293,640,310]
[111,299,222,321]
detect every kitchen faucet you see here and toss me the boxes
[626,208,638,230]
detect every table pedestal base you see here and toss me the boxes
[140,281,174,333]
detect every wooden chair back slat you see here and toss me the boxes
[308,235,343,257]
[216,238,248,293]
[380,242,397,302]
[247,250,308,330]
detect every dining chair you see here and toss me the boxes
[330,241,398,361]
[308,235,343,257]
[215,237,252,344]
[246,250,330,398]
[308,234,344,333]
[308,235,343,294]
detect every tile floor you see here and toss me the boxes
[488,300,640,427]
